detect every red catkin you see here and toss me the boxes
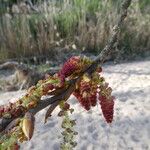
[74,80,97,111]
[59,56,80,78]
[74,91,91,111]
[99,94,114,123]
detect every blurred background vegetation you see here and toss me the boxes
[0,0,150,63]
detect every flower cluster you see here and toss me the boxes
[73,68,114,124]
[0,56,115,149]
[59,102,77,150]
[0,75,61,121]
[58,56,80,78]
[0,75,61,148]
[58,56,92,84]
[73,78,97,110]
[98,83,115,123]
[0,103,25,120]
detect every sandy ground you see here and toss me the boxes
[0,60,150,150]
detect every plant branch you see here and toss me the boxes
[87,0,132,74]
[0,0,132,132]
[29,79,77,115]
[30,0,132,114]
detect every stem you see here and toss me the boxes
[29,79,77,115]
[87,0,132,74]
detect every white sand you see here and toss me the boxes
[0,60,150,150]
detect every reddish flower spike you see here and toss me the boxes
[58,56,80,79]
[99,95,114,123]
[74,91,91,111]
[74,80,97,111]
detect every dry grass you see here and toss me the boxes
[0,0,150,61]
